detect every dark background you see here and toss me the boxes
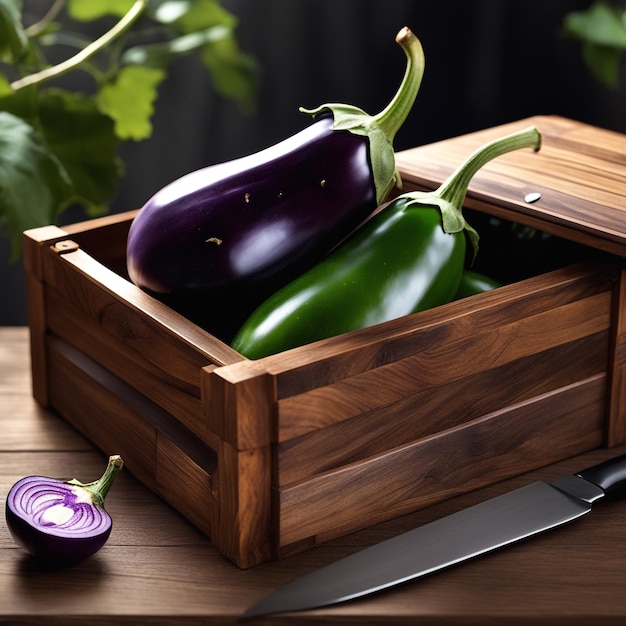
[2,0,625,325]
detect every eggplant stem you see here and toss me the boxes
[400,126,542,263]
[69,455,124,508]
[299,27,424,205]
[374,27,425,142]
[436,126,541,208]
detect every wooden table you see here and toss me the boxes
[2,326,626,625]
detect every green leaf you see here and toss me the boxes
[96,65,165,140]
[0,81,38,122]
[564,2,626,48]
[0,0,257,261]
[0,0,28,62]
[67,0,137,20]
[201,32,257,114]
[0,74,13,97]
[38,90,121,211]
[564,2,626,88]
[0,111,72,259]
[121,25,231,68]
[150,0,193,24]
[582,41,623,88]
[171,0,237,32]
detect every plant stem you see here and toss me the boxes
[25,0,66,38]
[11,0,147,91]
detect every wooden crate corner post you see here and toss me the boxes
[202,361,276,568]
[22,226,71,406]
[607,266,626,446]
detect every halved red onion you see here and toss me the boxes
[5,455,123,565]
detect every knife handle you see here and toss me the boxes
[577,454,626,500]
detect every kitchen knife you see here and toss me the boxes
[243,453,626,619]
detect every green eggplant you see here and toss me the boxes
[231,126,541,359]
[454,269,502,299]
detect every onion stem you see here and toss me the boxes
[69,455,124,508]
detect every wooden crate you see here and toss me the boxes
[24,116,626,568]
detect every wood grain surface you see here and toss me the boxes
[395,115,626,257]
[2,326,626,624]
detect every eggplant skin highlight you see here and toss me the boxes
[126,27,425,296]
[126,116,374,293]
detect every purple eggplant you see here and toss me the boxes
[126,27,424,297]
[5,455,123,566]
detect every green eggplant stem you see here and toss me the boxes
[67,455,124,508]
[401,126,542,260]
[437,126,541,209]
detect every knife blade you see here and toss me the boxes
[243,453,626,619]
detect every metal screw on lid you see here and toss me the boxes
[524,192,542,204]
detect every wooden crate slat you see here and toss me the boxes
[277,332,609,486]
[46,334,217,482]
[277,375,606,548]
[245,260,616,402]
[46,335,158,490]
[156,435,217,538]
[42,241,242,369]
[275,287,612,440]
[45,285,220,448]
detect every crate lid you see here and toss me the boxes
[395,115,626,257]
